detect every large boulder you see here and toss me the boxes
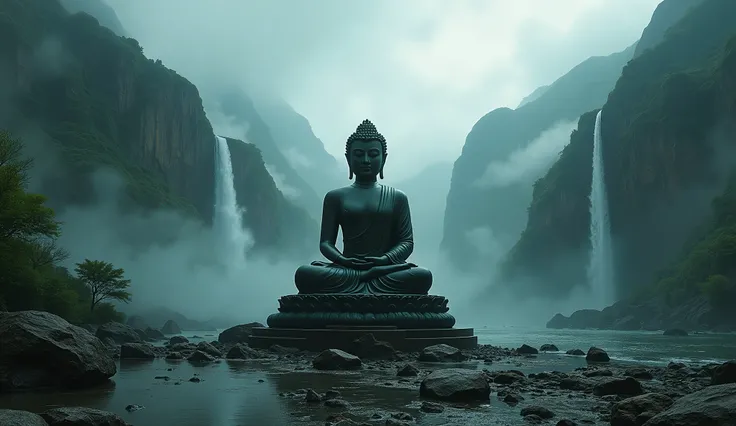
[41,407,130,426]
[0,409,48,426]
[218,322,264,344]
[95,322,141,344]
[312,349,362,370]
[611,393,674,426]
[712,360,736,385]
[0,311,116,392]
[643,383,736,426]
[120,343,156,359]
[419,368,491,402]
[418,344,467,362]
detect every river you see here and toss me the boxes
[1,327,734,426]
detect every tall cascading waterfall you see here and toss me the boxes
[213,135,251,265]
[587,110,615,308]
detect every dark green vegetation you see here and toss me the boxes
[505,0,736,327]
[442,38,637,270]
[74,259,132,313]
[0,0,315,253]
[0,130,126,323]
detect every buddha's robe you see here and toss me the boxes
[295,184,432,295]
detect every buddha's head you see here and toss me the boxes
[345,119,388,181]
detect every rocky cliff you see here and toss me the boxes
[0,0,314,251]
[505,0,736,329]
[442,41,636,271]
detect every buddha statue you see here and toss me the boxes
[294,119,433,295]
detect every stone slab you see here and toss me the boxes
[248,327,477,352]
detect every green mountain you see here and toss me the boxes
[505,0,736,330]
[0,0,315,253]
[442,41,637,271]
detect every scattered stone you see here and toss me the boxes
[625,367,654,380]
[492,370,526,385]
[520,405,555,419]
[540,344,559,352]
[420,401,444,413]
[396,364,419,377]
[226,344,263,360]
[419,368,490,402]
[161,320,181,335]
[188,377,201,383]
[418,344,467,362]
[324,389,341,399]
[644,383,736,426]
[187,350,215,363]
[169,335,189,345]
[517,344,539,355]
[125,404,144,412]
[566,349,585,356]
[144,327,165,340]
[712,360,736,385]
[586,347,610,363]
[324,398,350,408]
[312,349,362,370]
[584,368,613,377]
[352,333,396,360]
[610,393,673,426]
[120,343,156,359]
[662,328,688,336]
[165,352,183,360]
[95,322,142,344]
[196,341,222,358]
[502,392,524,406]
[555,420,577,426]
[305,388,321,403]
[0,409,48,426]
[0,311,116,392]
[593,377,644,397]
[218,322,264,344]
[41,407,130,426]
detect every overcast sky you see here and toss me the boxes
[107,0,661,180]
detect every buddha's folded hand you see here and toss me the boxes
[340,257,373,270]
[363,256,391,266]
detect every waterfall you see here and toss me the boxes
[587,110,614,309]
[214,135,250,264]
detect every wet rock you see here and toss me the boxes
[161,320,181,335]
[419,368,490,402]
[120,342,156,359]
[625,367,654,380]
[524,414,544,424]
[352,333,396,360]
[324,398,350,408]
[420,401,444,413]
[165,351,183,360]
[41,407,130,426]
[712,360,736,385]
[133,328,148,341]
[169,335,189,345]
[593,377,644,397]
[324,389,341,399]
[502,392,524,406]
[643,383,736,426]
[226,344,263,359]
[521,406,554,419]
[313,349,362,370]
[126,315,148,330]
[584,368,613,377]
[566,349,585,356]
[196,341,222,358]
[418,344,467,362]
[666,362,686,371]
[187,350,215,363]
[610,393,673,426]
[662,328,687,336]
[540,344,559,352]
[189,376,201,383]
[559,377,589,391]
[0,311,116,392]
[586,347,610,363]
[555,420,577,426]
[492,370,526,385]
[218,322,264,344]
[517,344,539,355]
[396,364,419,377]
[144,327,165,340]
[269,344,299,354]
[95,322,142,344]
[125,404,144,412]
[305,388,321,403]
[0,409,48,426]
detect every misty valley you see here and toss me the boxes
[1,0,736,425]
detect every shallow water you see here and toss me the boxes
[1,327,734,426]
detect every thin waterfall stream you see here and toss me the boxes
[214,135,251,264]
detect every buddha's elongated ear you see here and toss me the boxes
[345,154,353,180]
[379,155,387,179]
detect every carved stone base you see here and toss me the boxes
[266,294,456,329]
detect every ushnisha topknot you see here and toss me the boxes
[345,119,388,158]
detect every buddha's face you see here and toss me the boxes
[348,139,384,180]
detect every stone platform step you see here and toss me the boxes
[248,327,477,352]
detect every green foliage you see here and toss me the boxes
[0,130,128,324]
[74,259,131,312]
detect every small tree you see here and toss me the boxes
[74,259,132,312]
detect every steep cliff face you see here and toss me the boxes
[505,0,736,303]
[0,0,316,252]
[633,0,705,58]
[254,96,343,199]
[442,43,636,270]
[59,0,127,36]
[226,138,315,254]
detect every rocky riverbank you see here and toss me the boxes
[1,310,735,425]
